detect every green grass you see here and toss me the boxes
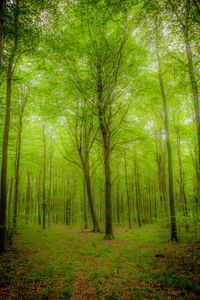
[0,224,199,299]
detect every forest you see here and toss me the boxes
[0,0,200,299]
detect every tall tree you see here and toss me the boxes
[0,0,20,252]
[156,36,178,241]
[13,95,26,230]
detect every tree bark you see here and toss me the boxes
[97,64,113,239]
[26,171,31,225]
[155,129,168,217]
[134,155,141,227]
[124,147,131,228]
[0,0,6,66]
[157,53,178,242]
[83,174,88,229]
[42,123,46,229]
[48,137,53,228]
[82,161,100,232]
[116,178,120,225]
[183,24,200,202]
[37,172,41,225]
[0,1,19,251]
[13,101,25,230]
[7,177,13,230]
[176,126,188,216]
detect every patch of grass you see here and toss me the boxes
[0,272,12,281]
[131,286,143,298]
[1,224,200,300]
[2,256,11,263]
[152,271,197,291]
[61,286,73,298]
[44,263,56,278]
[154,291,163,300]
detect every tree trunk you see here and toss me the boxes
[0,0,6,66]
[13,102,25,230]
[157,54,178,242]
[134,155,141,227]
[82,163,100,232]
[116,178,120,225]
[48,137,53,228]
[183,24,200,202]
[97,64,113,239]
[124,147,131,228]
[155,129,168,218]
[42,123,46,229]
[176,127,188,217]
[26,172,31,225]
[7,177,13,230]
[83,174,88,229]
[78,141,100,232]
[0,0,19,252]
[103,143,113,239]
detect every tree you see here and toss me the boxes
[0,0,20,252]
[13,92,27,230]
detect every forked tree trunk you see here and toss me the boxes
[97,64,113,240]
[82,162,100,232]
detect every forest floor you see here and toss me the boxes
[0,225,200,300]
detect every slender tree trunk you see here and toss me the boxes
[0,45,19,251]
[176,127,188,218]
[148,184,152,223]
[154,180,157,220]
[83,174,88,229]
[124,147,131,228]
[134,156,141,227]
[0,0,6,66]
[99,179,103,223]
[157,53,178,242]
[97,64,113,239]
[183,24,200,202]
[13,102,25,230]
[116,178,120,225]
[80,153,100,232]
[26,172,31,225]
[155,129,168,218]
[0,0,19,252]
[7,177,13,230]
[48,137,53,228]
[42,123,46,229]
[121,190,124,223]
[103,143,113,239]
[37,171,41,225]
